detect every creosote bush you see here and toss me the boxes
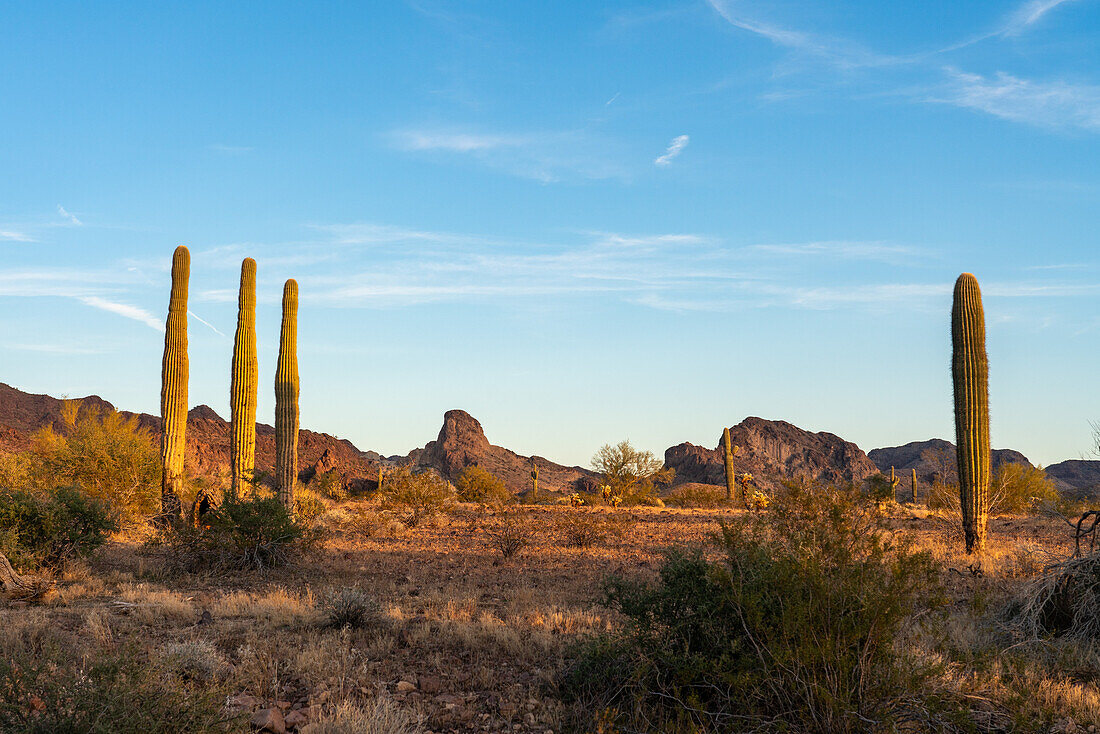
[153,492,320,572]
[0,486,116,572]
[563,482,945,733]
[454,465,511,505]
[485,510,532,559]
[378,466,454,527]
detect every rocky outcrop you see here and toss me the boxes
[0,382,377,485]
[868,439,1032,483]
[665,417,879,489]
[1044,460,1100,499]
[413,409,596,493]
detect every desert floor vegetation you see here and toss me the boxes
[1,486,1099,733]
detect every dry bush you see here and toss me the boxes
[663,483,729,508]
[1010,552,1100,639]
[212,587,317,628]
[320,586,383,629]
[554,511,606,548]
[301,698,422,734]
[161,639,228,682]
[484,510,533,559]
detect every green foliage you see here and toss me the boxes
[454,465,511,504]
[23,402,160,522]
[563,483,944,733]
[990,462,1059,515]
[0,486,116,572]
[0,640,235,733]
[591,440,672,506]
[154,492,319,572]
[378,466,454,527]
[313,469,349,501]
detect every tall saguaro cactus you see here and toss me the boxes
[275,279,300,509]
[722,427,736,501]
[230,258,258,500]
[911,468,918,504]
[951,273,991,554]
[160,245,190,520]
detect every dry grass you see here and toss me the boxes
[1,500,1096,731]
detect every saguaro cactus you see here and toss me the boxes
[911,468,918,504]
[722,427,736,501]
[160,245,189,520]
[952,273,991,554]
[530,466,539,495]
[275,279,299,509]
[230,258,258,500]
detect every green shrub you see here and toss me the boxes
[563,483,944,733]
[25,402,160,522]
[378,466,454,527]
[0,486,116,572]
[154,493,320,572]
[313,469,349,501]
[929,463,1058,517]
[454,465,511,505]
[0,640,235,733]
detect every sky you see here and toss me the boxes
[1,1,1099,468]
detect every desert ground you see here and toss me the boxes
[3,499,1097,734]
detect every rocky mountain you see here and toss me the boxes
[868,439,1032,483]
[0,382,378,485]
[1044,460,1100,498]
[664,417,880,490]
[411,409,597,493]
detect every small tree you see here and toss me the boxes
[454,465,511,505]
[26,401,160,522]
[378,466,454,526]
[591,441,672,505]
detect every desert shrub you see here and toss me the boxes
[294,488,327,526]
[0,640,236,733]
[300,698,420,734]
[563,483,944,733]
[929,463,1059,517]
[24,401,160,522]
[485,510,532,559]
[556,511,606,548]
[378,466,454,527]
[313,469,349,501]
[0,486,116,572]
[320,587,383,629]
[592,440,673,506]
[454,465,511,505]
[154,493,320,572]
[161,639,228,682]
[663,483,729,508]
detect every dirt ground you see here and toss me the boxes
[0,502,1090,733]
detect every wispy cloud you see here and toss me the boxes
[0,230,33,242]
[655,134,690,166]
[389,127,629,182]
[749,241,921,261]
[56,205,82,226]
[392,130,527,153]
[937,69,1100,132]
[78,296,163,332]
[704,0,898,69]
[1001,0,1081,36]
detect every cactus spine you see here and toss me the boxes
[229,258,258,500]
[722,427,736,501]
[160,245,189,520]
[951,273,991,554]
[275,279,300,509]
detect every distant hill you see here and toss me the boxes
[664,417,880,491]
[868,439,1032,483]
[0,382,378,485]
[1044,460,1100,499]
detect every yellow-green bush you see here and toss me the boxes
[454,465,511,504]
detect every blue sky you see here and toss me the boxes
[1,1,1099,467]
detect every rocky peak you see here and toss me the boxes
[188,405,224,422]
[665,416,879,488]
